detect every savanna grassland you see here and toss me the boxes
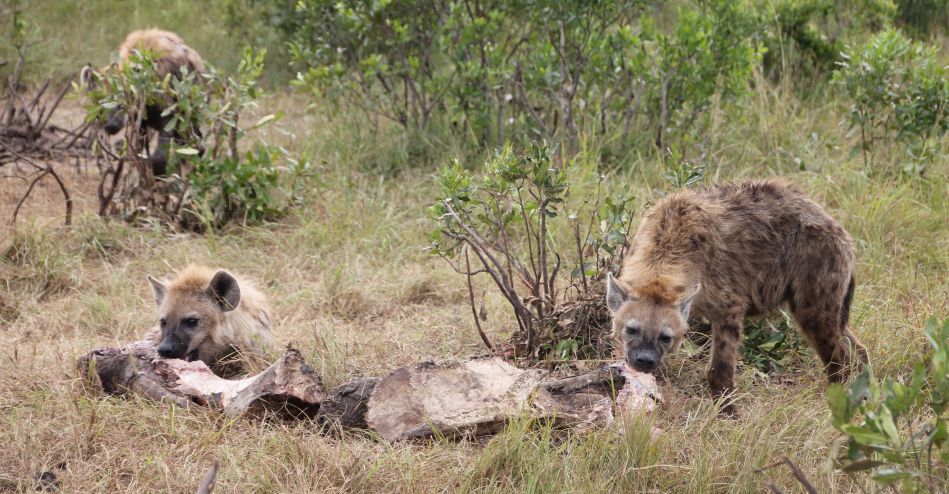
[0,1,947,492]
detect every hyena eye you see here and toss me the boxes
[658,333,673,344]
[626,326,640,336]
[159,318,167,328]
[183,317,198,327]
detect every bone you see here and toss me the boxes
[78,343,661,441]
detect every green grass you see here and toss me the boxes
[0,2,947,493]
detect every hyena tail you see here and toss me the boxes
[841,274,855,330]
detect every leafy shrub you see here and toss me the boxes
[84,48,313,230]
[758,0,841,79]
[757,0,900,83]
[895,0,949,36]
[740,312,805,374]
[833,28,948,172]
[281,0,759,154]
[428,144,635,361]
[828,317,948,492]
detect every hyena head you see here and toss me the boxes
[147,270,241,361]
[103,107,127,135]
[605,273,700,373]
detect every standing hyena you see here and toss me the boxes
[103,29,206,176]
[606,179,868,409]
[145,264,276,376]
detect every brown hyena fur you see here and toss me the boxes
[606,179,868,409]
[103,29,206,176]
[145,264,276,376]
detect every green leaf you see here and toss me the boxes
[250,113,277,129]
[878,405,900,443]
[872,468,913,484]
[175,147,200,156]
[849,369,873,404]
[840,425,890,445]
[827,384,851,427]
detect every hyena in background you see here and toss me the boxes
[145,264,275,376]
[606,179,868,411]
[103,29,206,176]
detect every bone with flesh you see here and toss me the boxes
[78,343,661,441]
[77,341,325,419]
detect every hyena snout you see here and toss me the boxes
[628,346,659,373]
[103,108,126,135]
[157,333,190,360]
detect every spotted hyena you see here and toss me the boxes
[607,179,868,410]
[103,29,206,176]
[145,264,275,376]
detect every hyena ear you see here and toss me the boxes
[606,273,630,314]
[208,271,241,312]
[147,275,167,306]
[678,283,701,320]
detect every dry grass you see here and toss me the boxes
[1,8,947,493]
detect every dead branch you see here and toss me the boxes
[465,247,493,350]
[2,141,73,226]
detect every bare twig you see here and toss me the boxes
[756,457,818,494]
[10,169,49,225]
[465,247,493,350]
[36,76,74,137]
[443,201,534,336]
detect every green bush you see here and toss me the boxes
[84,48,314,230]
[828,317,949,492]
[281,0,759,155]
[758,0,841,79]
[428,144,635,360]
[833,28,948,173]
[895,0,949,36]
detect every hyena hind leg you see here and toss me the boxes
[794,310,865,382]
[841,327,869,372]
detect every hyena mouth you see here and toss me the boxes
[185,349,200,362]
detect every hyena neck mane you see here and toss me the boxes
[213,296,273,353]
[619,189,725,303]
[620,271,698,306]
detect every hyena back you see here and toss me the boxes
[607,179,868,407]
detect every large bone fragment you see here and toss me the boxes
[366,357,544,442]
[78,341,324,418]
[364,357,661,442]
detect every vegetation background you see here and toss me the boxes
[0,0,946,492]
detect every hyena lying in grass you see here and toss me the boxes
[607,179,868,411]
[145,264,275,376]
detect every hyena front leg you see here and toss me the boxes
[708,316,743,411]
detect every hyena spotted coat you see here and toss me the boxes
[103,29,206,176]
[607,179,868,407]
[145,264,275,375]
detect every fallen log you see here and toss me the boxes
[78,342,661,442]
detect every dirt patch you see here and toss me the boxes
[1,91,102,234]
